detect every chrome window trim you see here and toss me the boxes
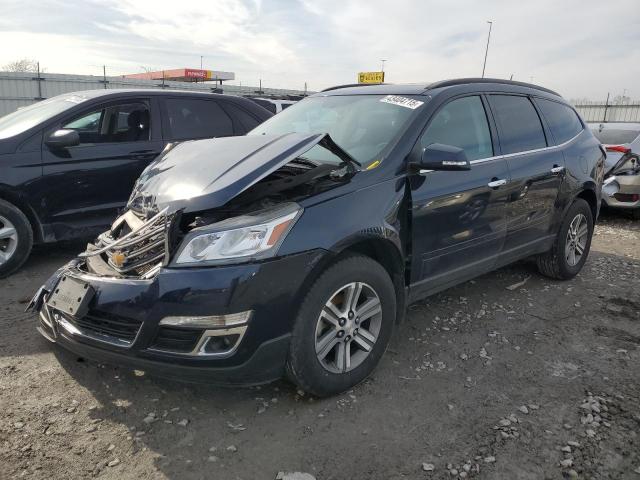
[468,129,583,165]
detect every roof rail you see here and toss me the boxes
[426,78,561,97]
[321,83,388,92]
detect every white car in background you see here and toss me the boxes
[589,122,640,219]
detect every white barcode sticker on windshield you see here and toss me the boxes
[380,95,424,110]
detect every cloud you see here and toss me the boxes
[0,0,638,98]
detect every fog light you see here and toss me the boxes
[159,311,252,328]
[203,334,241,354]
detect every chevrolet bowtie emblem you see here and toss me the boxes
[111,251,126,268]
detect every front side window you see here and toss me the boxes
[535,98,583,144]
[489,95,546,154]
[165,99,233,140]
[249,94,423,166]
[420,96,493,161]
[62,102,151,144]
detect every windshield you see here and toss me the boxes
[591,128,640,145]
[0,94,89,140]
[249,94,425,166]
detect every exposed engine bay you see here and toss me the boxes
[77,135,356,279]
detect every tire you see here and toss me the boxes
[0,199,33,278]
[536,198,594,280]
[631,208,640,221]
[286,255,396,397]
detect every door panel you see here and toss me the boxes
[409,159,510,297]
[408,95,509,299]
[487,94,565,251]
[38,99,162,239]
[501,150,565,250]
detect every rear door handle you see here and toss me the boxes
[488,179,507,188]
[551,165,565,174]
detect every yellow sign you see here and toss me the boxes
[358,71,385,84]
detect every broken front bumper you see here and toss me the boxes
[30,249,326,385]
[602,174,640,209]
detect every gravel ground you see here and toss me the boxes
[1,210,639,480]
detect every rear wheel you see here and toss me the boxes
[0,199,33,278]
[536,198,593,280]
[286,255,396,397]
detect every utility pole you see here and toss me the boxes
[200,56,203,70]
[481,21,492,78]
[36,61,43,99]
[103,65,107,89]
[380,59,386,72]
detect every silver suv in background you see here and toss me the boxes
[589,122,640,219]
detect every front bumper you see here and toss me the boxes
[33,249,327,385]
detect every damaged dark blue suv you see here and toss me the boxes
[30,79,605,396]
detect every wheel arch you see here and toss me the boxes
[294,235,408,325]
[575,186,598,223]
[0,186,43,243]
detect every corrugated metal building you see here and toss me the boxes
[0,71,308,116]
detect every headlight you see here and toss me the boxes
[173,203,302,265]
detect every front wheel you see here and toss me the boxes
[536,198,594,280]
[286,255,396,397]
[0,199,33,278]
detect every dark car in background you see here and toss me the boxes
[0,89,272,276]
[30,79,604,397]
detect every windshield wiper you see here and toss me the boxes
[319,134,361,172]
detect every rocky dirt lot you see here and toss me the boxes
[1,211,639,480]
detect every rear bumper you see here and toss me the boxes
[34,249,327,385]
[602,174,640,209]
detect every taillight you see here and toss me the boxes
[606,145,631,154]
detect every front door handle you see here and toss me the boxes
[488,179,507,188]
[551,165,565,174]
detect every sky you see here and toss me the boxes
[1,0,639,100]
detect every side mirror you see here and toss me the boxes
[45,129,80,149]
[411,143,471,172]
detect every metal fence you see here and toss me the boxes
[573,100,640,123]
[0,71,309,116]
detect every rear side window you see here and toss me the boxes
[489,95,546,154]
[164,98,233,140]
[420,96,493,161]
[221,102,262,134]
[535,98,582,144]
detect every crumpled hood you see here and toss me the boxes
[128,133,328,214]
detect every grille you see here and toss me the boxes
[80,208,171,277]
[64,311,143,345]
[152,326,203,353]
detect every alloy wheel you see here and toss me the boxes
[0,215,18,266]
[314,282,382,374]
[565,213,588,267]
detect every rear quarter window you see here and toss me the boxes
[489,95,547,154]
[535,98,583,144]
